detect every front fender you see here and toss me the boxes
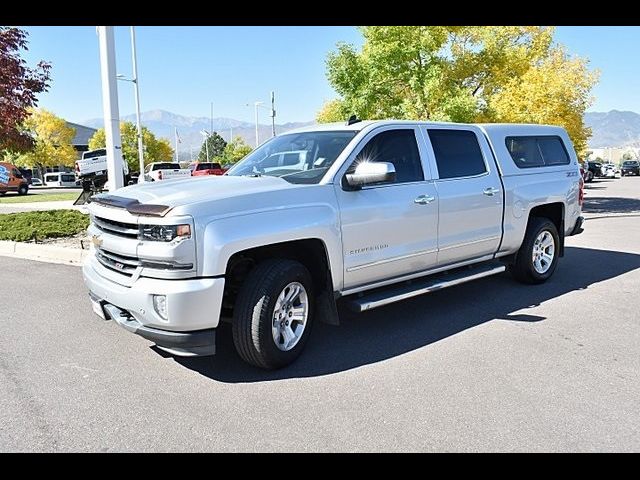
[200,204,344,291]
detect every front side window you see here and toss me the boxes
[506,136,570,168]
[227,131,357,184]
[348,129,424,184]
[428,129,487,179]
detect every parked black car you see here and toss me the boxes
[621,160,640,176]
[584,161,603,182]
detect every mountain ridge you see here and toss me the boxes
[84,109,640,157]
[84,109,315,160]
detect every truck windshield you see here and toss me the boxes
[226,131,357,184]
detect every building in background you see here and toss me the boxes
[587,146,640,164]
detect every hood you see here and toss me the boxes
[99,175,297,211]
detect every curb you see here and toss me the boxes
[0,240,88,266]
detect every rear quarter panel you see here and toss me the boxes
[479,125,582,255]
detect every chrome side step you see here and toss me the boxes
[345,263,507,312]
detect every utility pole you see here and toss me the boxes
[270,90,276,137]
[210,102,214,134]
[174,127,179,162]
[130,26,145,181]
[97,26,124,191]
[254,102,259,147]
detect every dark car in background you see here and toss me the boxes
[584,161,603,182]
[621,160,640,176]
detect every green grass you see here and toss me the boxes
[0,210,89,242]
[0,192,79,204]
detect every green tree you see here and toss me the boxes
[198,131,227,162]
[89,121,174,173]
[222,136,252,165]
[12,108,77,177]
[322,26,598,155]
[622,152,633,161]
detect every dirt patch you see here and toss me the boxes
[24,232,90,250]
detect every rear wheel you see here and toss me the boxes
[232,259,314,369]
[511,217,560,284]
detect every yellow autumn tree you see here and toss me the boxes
[323,26,599,155]
[316,99,346,123]
[489,46,598,154]
[17,108,77,173]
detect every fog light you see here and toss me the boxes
[153,295,168,320]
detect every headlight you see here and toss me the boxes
[140,224,191,242]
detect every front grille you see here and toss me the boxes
[93,216,139,239]
[96,248,141,277]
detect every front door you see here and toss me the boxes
[335,127,439,290]
[422,127,503,266]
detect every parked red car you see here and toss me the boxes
[189,162,228,176]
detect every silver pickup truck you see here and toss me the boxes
[83,120,584,369]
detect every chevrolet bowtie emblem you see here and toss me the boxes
[91,235,103,248]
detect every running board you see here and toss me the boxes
[345,263,507,312]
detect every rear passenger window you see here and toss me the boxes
[506,136,570,168]
[428,129,487,179]
[352,129,424,184]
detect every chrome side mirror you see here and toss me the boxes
[345,161,396,189]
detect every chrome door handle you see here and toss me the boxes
[483,187,500,196]
[414,195,435,205]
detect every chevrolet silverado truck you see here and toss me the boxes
[83,120,585,369]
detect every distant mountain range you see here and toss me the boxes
[84,109,640,159]
[584,110,640,148]
[84,109,314,161]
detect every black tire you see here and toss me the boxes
[17,184,28,196]
[511,217,560,284]
[232,259,314,369]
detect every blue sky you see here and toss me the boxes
[21,26,640,125]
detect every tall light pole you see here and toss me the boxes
[210,102,214,134]
[116,26,145,181]
[200,130,210,162]
[270,91,276,137]
[245,101,266,147]
[97,26,124,191]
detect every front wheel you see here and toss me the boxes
[17,184,28,196]
[511,217,560,284]
[232,259,314,369]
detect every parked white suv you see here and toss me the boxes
[83,120,584,369]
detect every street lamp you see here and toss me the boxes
[115,26,145,182]
[245,96,276,147]
[200,129,210,162]
[244,101,263,147]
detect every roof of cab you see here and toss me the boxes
[285,120,565,135]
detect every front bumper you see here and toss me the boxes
[83,255,225,356]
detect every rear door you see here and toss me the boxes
[335,126,439,290]
[421,126,503,266]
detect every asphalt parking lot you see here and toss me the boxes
[1,177,639,452]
